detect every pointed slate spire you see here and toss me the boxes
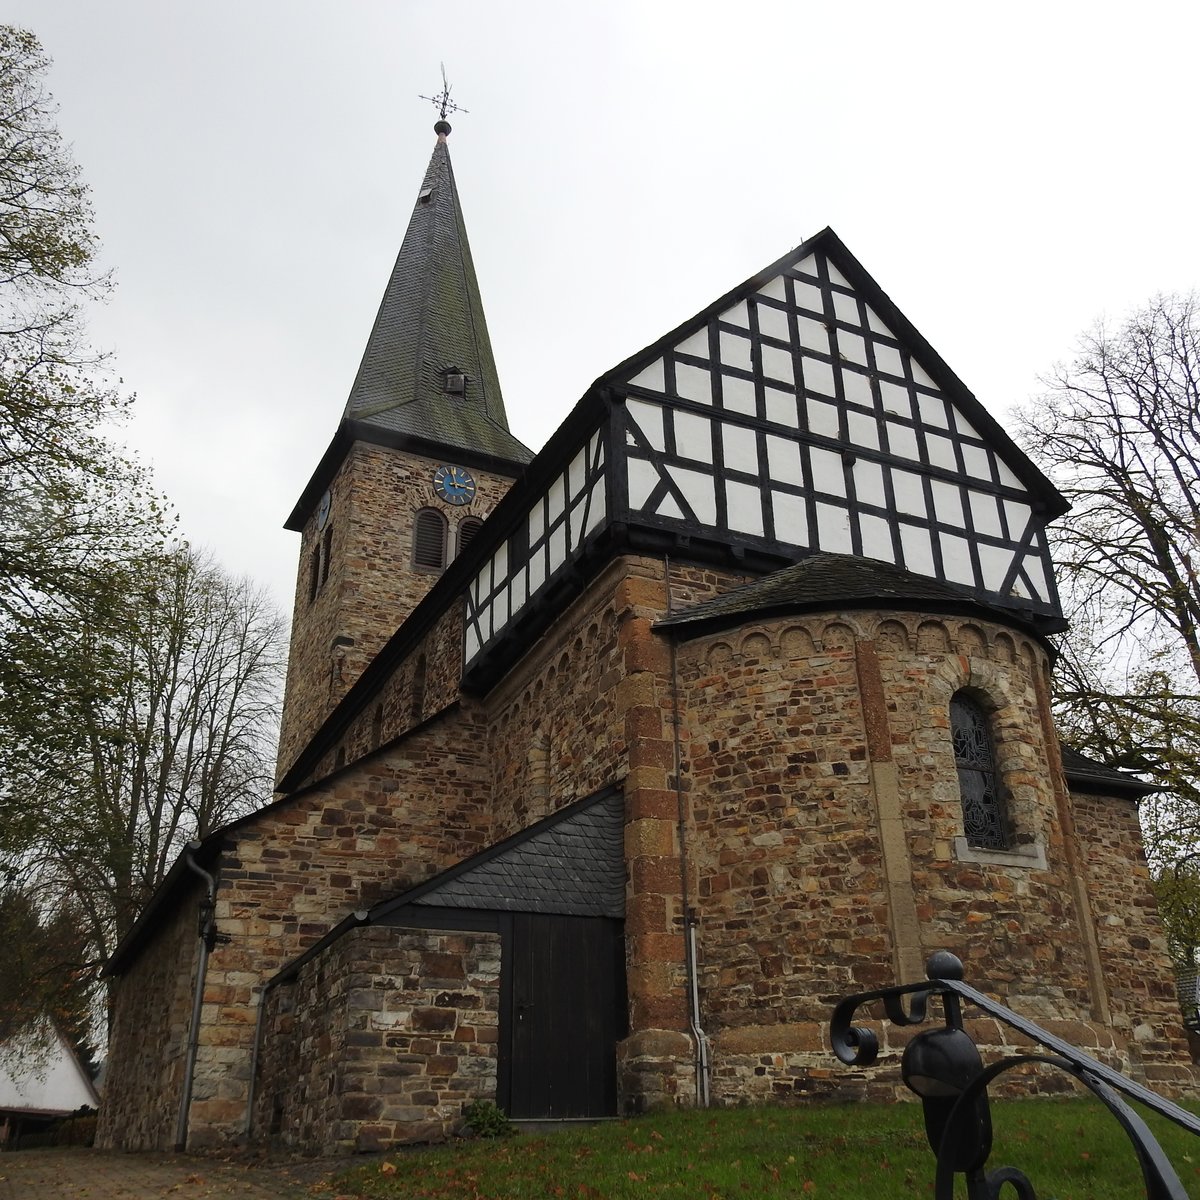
[341,123,531,465]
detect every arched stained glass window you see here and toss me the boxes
[950,692,1010,851]
[413,508,447,571]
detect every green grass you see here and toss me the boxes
[332,1097,1200,1199]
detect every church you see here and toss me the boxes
[96,119,1193,1154]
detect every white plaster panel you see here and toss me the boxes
[859,513,894,561]
[547,475,567,523]
[721,371,757,415]
[493,541,508,582]
[886,422,919,460]
[838,331,870,368]
[911,360,938,389]
[833,292,860,325]
[766,434,805,485]
[806,399,840,439]
[917,393,949,428]
[853,460,886,507]
[931,479,965,525]
[978,543,1012,590]
[926,433,958,471]
[969,492,1004,537]
[528,550,546,594]
[809,446,846,497]
[880,380,913,418]
[952,412,981,440]
[674,410,714,463]
[627,456,659,511]
[847,410,880,450]
[666,465,717,524]
[658,492,686,520]
[586,481,607,534]
[676,328,710,359]
[722,422,759,472]
[794,280,825,313]
[874,343,905,378]
[891,469,927,517]
[720,330,752,370]
[726,479,764,535]
[675,361,714,405]
[816,501,851,550]
[569,498,587,547]
[721,301,751,329]
[760,275,788,303]
[528,499,545,543]
[757,303,791,342]
[629,358,665,392]
[802,357,837,398]
[842,369,874,406]
[826,262,851,287]
[1022,553,1049,601]
[549,523,567,572]
[764,386,799,428]
[1003,499,1031,538]
[761,342,794,387]
[961,443,991,479]
[465,622,480,661]
[771,490,810,544]
[866,306,893,337]
[996,459,1023,489]
[567,447,586,496]
[796,315,831,355]
[628,398,667,451]
[493,586,509,631]
[899,523,936,575]
[940,532,975,585]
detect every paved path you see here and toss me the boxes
[0,1149,356,1200]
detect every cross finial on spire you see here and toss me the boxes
[419,64,468,138]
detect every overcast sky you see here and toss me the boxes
[12,0,1200,614]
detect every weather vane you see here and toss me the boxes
[419,64,468,123]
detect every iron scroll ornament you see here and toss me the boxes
[830,951,1200,1200]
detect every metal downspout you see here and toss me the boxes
[175,842,217,1151]
[665,557,711,1106]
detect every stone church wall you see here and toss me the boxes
[254,925,500,1152]
[675,608,1191,1102]
[97,881,203,1150]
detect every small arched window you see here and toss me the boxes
[950,692,1010,851]
[457,516,484,558]
[413,508,447,571]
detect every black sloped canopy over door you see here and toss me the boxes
[504,913,625,1119]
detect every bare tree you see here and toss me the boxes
[0,546,286,963]
[1017,293,1200,872]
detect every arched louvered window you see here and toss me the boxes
[413,508,447,571]
[457,516,484,558]
[950,692,1010,850]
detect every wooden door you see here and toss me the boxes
[502,914,625,1119]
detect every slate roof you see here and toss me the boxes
[656,551,1055,639]
[409,789,625,918]
[340,129,532,467]
[1061,746,1159,798]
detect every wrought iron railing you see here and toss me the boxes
[831,951,1200,1199]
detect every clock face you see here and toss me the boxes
[316,490,332,530]
[433,464,476,506]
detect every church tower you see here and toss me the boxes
[277,119,533,777]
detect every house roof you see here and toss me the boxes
[0,1023,99,1115]
[656,551,1059,641]
[285,125,532,530]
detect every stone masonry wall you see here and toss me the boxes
[675,607,1191,1104]
[278,442,515,776]
[97,882,202,1150]
[255,925,500,1152]
[1073,787,1194,1089]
